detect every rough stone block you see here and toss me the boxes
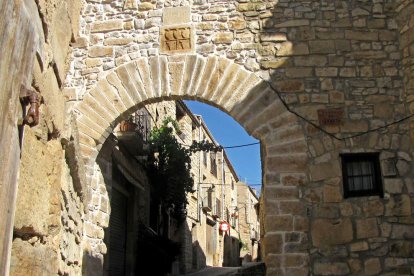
[260,33,287,42]
[51,3,73,83]
[163,6,191,25]
[309,161,341,182]
[356,218,379,239]
[384,178,404,194]
[315,67,338,77]
[104,38,134,46]
[265,215,293,232]
[389,241,413,257]
[294,55,327,67]
[281,173,307,186]
[350,241,369,252]
[88,46,113,58]
[277,42,309,56]
[91,20,123,33]
[263,233,283,255]
[364,258,381,275]
[275,80,305,92]
[309,40,335,54]
[385,195,411,216]
[363,200,384,217]
[311,218,353,247]
[138,2,154,11]
[260,58,289,69]
[213,32,234,44]
[14,128,63,236]
[273,20,310,28]
[314,262,350,275]
[345,30,379,41]
[10,239,58,275]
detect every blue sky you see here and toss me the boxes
[184,101,262,191]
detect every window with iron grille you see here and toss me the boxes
[207,188,213,210]
[341,153,383,198]
[203,151,207,167]
[215,198,221,218]
[210,152,217,177]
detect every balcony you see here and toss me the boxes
[116,108,152,157]
[202,188,213,213]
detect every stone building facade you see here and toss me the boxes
[1,0,414,275]
[147,100,246,273]
[237,183,260,264]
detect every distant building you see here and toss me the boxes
[237,183,260,264]
[148,100,247,273]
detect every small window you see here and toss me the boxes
[210,152,217,177]
[340,153,383,198]
[203,151,207,166]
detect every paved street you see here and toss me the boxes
[184,266,239,276]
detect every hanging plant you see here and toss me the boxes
[147,117,221,220]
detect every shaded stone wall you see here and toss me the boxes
[396,0,414,148]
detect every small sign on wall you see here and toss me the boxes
[317,108,344,126]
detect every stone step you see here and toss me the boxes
[232,262,266,276]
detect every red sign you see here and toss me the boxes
[219,222,230,232]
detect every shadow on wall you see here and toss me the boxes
[135,226,181,275]
[191,241,206,272]
[223,235,241,267]
[82,252,104,276]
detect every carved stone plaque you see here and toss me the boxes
[317,108,344,126]
[160,26,193,54]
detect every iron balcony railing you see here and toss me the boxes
[119,108,152,142]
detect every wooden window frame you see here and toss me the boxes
[340,153,383,199]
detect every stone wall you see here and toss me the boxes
[1,0,414,275]
[67,0,414,273]
[396,0,414,147]
[0,0,40,271]
[5,0,85,275]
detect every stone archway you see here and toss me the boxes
[75,54,310,275]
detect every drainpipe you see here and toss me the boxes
[197,117,202,222]
[221,149,225,221]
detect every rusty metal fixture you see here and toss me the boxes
[20,85,40,127]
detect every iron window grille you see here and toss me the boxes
[207,189,213,210]
[340,153,383,198]
[203,151,207,166]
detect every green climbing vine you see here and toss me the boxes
[147,117,221,220]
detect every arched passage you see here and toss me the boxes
[75,54,310,275]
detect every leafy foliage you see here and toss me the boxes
[147,117,220,220]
